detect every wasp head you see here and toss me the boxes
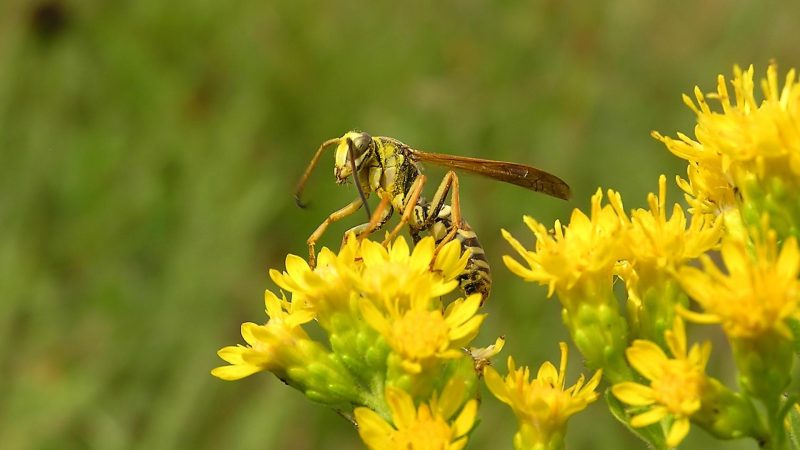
[334,131,373,184]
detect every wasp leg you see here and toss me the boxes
[381,175,427,245]
[340,194,394,248]
[357,194,394,240]
[405,170,462,250]
[420,171,457,230]
[307,197,364,268]
[429,171,463,254]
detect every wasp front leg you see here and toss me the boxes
[340,194,394,248]
[307,197,364,268]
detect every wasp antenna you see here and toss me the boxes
[295,137,339,209]
[347,138,372,219]
[294,194,310,209]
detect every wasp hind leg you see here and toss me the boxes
[420,171,463,254]
[307,197,364,268]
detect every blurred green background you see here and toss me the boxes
[2,0,799,448]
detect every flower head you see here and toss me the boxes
[503,189,623,305]
[612,318,711,448]
[360,293,485,374]
[484,342,602,449]
[214,235,477,407]
[677,230,800,339]
[611,175,722,281]
[654,64,800,238]
[211,290,314,381]
[269,236,468,334]
[358,237,469,310]
[609,176,722,343]
[268,239,358,320]
[355,382,478,450]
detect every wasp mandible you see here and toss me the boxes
[294,131,571,301]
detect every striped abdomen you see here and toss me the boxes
[453,223,492,300]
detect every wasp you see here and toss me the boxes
[294,131,571,301]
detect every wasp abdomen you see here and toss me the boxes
[454,224,492,301]
[415,202,492,301]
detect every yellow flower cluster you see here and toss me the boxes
[678,230,800,340]
[503,188,622,304]
[503,64,799,448]
[655,65,800,239]
[211,290,314,381]
[213,235,491,447]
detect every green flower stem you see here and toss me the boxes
[738,171,800,242]
[732,333,794,449]
[694,378,766,443]
[627,274,688,346]
[515,424,565,450]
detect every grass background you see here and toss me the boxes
[2,0,799,448]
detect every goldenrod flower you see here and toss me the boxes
[611,175,722,280]
[652,133,733,218]
[673,162,739,222]
[654,64,800,238]
[268,241,357,320]
[360,293,485,374]
[612,318,711,448]
[355,383,478,450]
[674,231,799,450]
[503,191,631,381]
[358,237,469,310]
[211,290,314,381]
[214,235,477,407]
[484,342,602,450]
[269,236,468,333]
[503,188,623,304]
[610,175,722,343]
[211,290,361,403]
[677,231,800,339]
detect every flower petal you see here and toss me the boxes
[452,399,478,438]
[611,382,656,406]
[483,365,510,405]
[210,363,262,381]
[626,340,667,380]
[386,387,416,429]
[355,407,395,450]
[666,417,691,448]
[630,406,668,427]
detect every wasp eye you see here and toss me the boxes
[352,133,372,155]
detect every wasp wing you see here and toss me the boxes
[408,149,572,200]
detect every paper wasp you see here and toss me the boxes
[294,131,571,301]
